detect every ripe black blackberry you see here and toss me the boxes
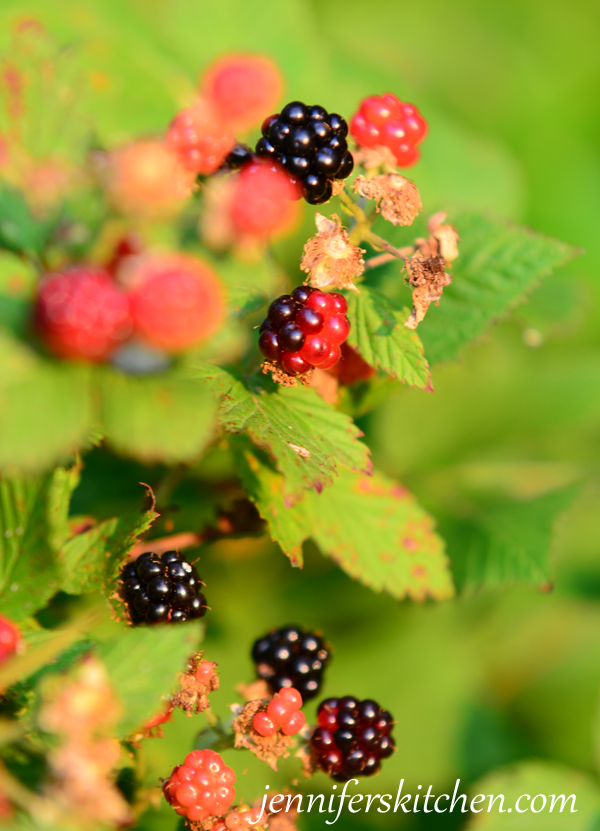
[256,101,354,205]
[311,696,395,781]
[119,550,207,625]
[251,624,331,701]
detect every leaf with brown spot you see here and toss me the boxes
[195,364,371,501]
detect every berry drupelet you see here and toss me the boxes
[119,550,207,625]
[259,286,350,377]
[311,696,395,781]
[257,101,354,204]
[251,624,330,701]
[350,92,427,168]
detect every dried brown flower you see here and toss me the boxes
[171,652,219,716]
[354,174,421,226]
[232,699,296,770]
[261,360,314,388]
[300,213,365,291]
[404,255,452,329]
[352,144,398,171]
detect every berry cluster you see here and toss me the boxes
[253,687,306,737]
[163,750,236,822]
[259,287,350,377]
[34,251,225,362]
[251,624,330,701]
[211,804,264,831]
[166,100,235,175]
[311,696,395,781]
[350,93,427,167]
[119,550,207,625]
[0,615,20,664]
[257,101,354,204]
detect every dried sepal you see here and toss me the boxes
[232,699,295,770]
[300,213,365,291]
[260,360,314,388]
[171,652,219,716]
[353,174,421,227]
[404,254,452,329]
[426,211,460,262]
[236,679,271,702]
[353,144,398,172]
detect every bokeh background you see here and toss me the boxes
[1,0,599,828]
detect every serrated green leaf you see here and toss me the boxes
[98,622,203,737]
[98,366,218,464]
[346,286,432,389]
[450,485,578,593]
[58,499,157,595]
[241,447,453,600]
[418,213,580,364]
[466,761,600,829]
[0,463,81,621]
[195,363,371,499]
[0,334,94,474]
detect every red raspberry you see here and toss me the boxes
[102,139,194,217]
[279,709,306,736]
[230,160,300,239]
[122,253,225,353]
[259,287,350,377]
[166,99,235,175]
[35,266,132,361]
[253,712,277,737]
[350,92,427,168]
[253,687,305,737]
[201,53,283,131]
[0,615,20,664]
[163,749,235,822]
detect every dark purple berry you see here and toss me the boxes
[256,136,277,157]
[268,118,291,148]
[251,624,331,701]
[223,143,253,169]
[146,603,170,624]
[291,286,315,304]
[261,114,278,135]
[137,557,163,583]
[285,125,316,156]
[295,306,324,334]
[189,594,207,618]
[302,171,327,202]
[335,151,354,179]
[259,329,280,361]
[267,296,296,327]
[161,550,180,564]
[313,120,333,144]
[171,581,194,609]
[146,576,171,602]
[286,155,310,177]
[308,105,328,121]
[314,146,343,176]
[329,113,348,137]
[278,323,305,352]
[281,101,308,124]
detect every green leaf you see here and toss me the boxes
[195,363,371,499]
[0,463,81,621]
[450,485,578,593]
[466,761,600,829]
[0,334,95,474]
[346,286,432,390]
[98,622,203,737]
[241,448,453,600]
[58,496,157,595]
[0,185,56,257]
[98,366,218,464]
[418,213,580,364]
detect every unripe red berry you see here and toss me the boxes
[267,696,292,725]
[122,253,225,353]
[299,335,329,365]
[166,99,235,175]
[253,712,277,737]
[321,314,350,346]
[278,687,303,710]
[35,266,132,361]
[279,709,306,736]
[280,351,312,376]
[0,615,20,663]
[230,161,300,239]
[163,750,235,821]
[315,342,341,371]
[305,290,336,317]
[201,53,284,131]
[350,92,427,168]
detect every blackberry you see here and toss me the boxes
[257,101,354,204]
[251,624,330,701]
[119,550,207,625]
[258,286,349,376]
[221,142,255,170]
[310,697,395,781]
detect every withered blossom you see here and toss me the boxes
[353,173,422,227]
[404,254,452,329]
[300,213,365,291]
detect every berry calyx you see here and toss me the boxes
[163,749,235,821]
[310,696,395,781]
[259,289,349,379]
[34,266,132,361]
[119,550,207,626]
[350,93,427,168]
[121,252,225,353]
[0,615,20,664]
[166,99,235,175]
[251,625,331,700]
[256,101,354,204]
[201,53,283,131]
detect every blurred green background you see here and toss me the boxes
[1,0,599,827]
